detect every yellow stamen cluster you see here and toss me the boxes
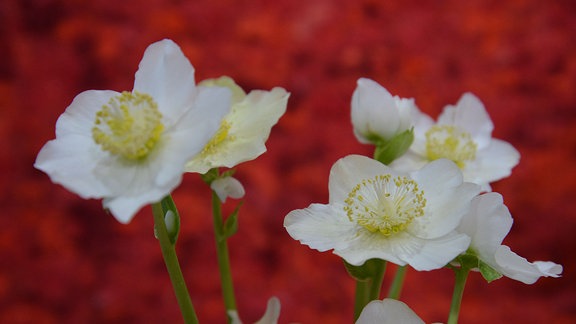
[200,120,235,157]
[344,174,426,236]
[425,125,477,168]
[92,91,163,160]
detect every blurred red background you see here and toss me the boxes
[1,0,575,323]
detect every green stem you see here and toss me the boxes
[211,190,238,320]
[387,265,407,299]
[352,260,387,321]
[447,267,470,324]
[152,198,198,324]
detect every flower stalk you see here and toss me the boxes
[447,266,470,324]
[348,259,387,321]
[152,196,199,324]
[387,265,407,299]
[209,176,239,322]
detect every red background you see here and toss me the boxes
[1,0,575,323]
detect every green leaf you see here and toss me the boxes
[373,128,414,165]
[343,258,387,282]
[220,202,243,241]
[479,260,503,283]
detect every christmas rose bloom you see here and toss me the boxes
[457,192,563,284]
[390,93,520,191]
[35,39,231,223]
[351,78,414,144]
[356,299,424,324]
[284,155,481,271]
[185,76,289,174]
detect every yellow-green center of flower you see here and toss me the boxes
[425,125,477,168]
[92,91,164,160]
[200,120,235,157]
[344,174,426,236]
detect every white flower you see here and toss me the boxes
[284,155,480,271]
[185,76,289,174]
[211,176,246,203]
[356,299,424,324]
[228,297,281,324]
[351,78,414,144]
[457,192,563,284]
[34,39,231,223]
[390,93,520,191]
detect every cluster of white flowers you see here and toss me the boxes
[35,40,561,323]
[35,39,289,224]
[285,77,561,284]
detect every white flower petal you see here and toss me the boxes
[161,85,231,179]
[351,78,400,143]
[35,135,111,198]
[185,85,287,174]
[458,193,512,259]
[211,177,245,203]
[334,230,408,266]
[284,204,358,252]
[254,297,281,324]
[329,154,401,204]
[133,39,196,124]
[35,90,119,198]
[533,261,563,278]
[494,245,563,284]
[438,93,494,149]
[210,87,288,167]
[356,299,424,324]
[409,159,481,238]
[55,90,118,137]
[464,139,520,189]
[399,231,470,271]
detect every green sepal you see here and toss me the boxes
[455,253,479,270]
[373,128,414,165]
[343,258,387,282]
[220,202,243,242]
[160,195,180,245]
[200,168,220,184]
[479,260,503,283]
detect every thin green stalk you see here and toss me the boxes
[353,280,371,321]
[152,199,198,324]
[352,260,387,321]
[387,265,407,299]
[447,267,470,324]
[211,190,238,320]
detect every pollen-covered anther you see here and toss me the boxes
[425,125,477,168]
[200,120,234,157]
[344,174,426,236]
[92,91,164,160]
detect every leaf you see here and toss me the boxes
[374,128,414,165]
[220,201,243,241]
[479,260,503,283]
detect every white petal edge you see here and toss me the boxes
[356,299,424,324]
[351,78,399,142]
[133,39,197,124]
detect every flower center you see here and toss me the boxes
[425,125,477,168]
[92,91,164,160]
[344,174,426,236]
[200,120,235,157]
